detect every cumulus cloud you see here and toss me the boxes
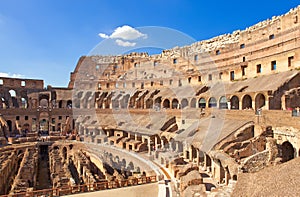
[0,72,24,78]
[115,39,136,47]
[99,25,147,40]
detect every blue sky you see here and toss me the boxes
[0,0,299,87]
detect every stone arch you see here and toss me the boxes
[7,120,12,132]
[169,138,176,151]
[154,97,162,109]
[163,99,170,109]
[198,98,206,108]
[205,154,212,167]
[281,141,295,162]
[9,89,18,108]
[255,93,266,110]
[146,99,153,109]
[62,146,67,160]
[0,97,8,109]
[232,175,237,181]
[242,94,252,109]
[219,96,228,109]
[40,99,49,108]
[230,95,239,110]
[58,100,63,108]
[21,98,28,108]
[67,100,72,108]
[181,98,189,109]
[208,97,217,108]
[172,98,179,109]
[120,94,130,108]
[190,98,196,108]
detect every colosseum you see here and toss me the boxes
[1,5,300,197]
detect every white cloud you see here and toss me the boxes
[99,25,147,40]
[115,39,136,47]
[0,72,24,78]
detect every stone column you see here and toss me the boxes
[196,149,200,165]
[281,95,286,110]
[161,138,164,149]
[135,133,138,141]
[148,137,151,155]
[175,142,179,152]
[155,136,158,150]
[189,146,193,161]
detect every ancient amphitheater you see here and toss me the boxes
[1,5,300,197]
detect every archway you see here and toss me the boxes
[255,93,266,110]
[40,99,49,108]
[163,99,170,109]
[230,96,239,110]
[242,95,252,109]
[281,141,294,162]
[67,100,72,108]
[7,120,12,132]
[190,98,196,108]
[0,97,7,109]
[9,89,18,108]
[62,147,67,160]
[181,98,189,109]
[208,97,217,108]
[21,98,28,108]
[58,100,63,108]
[154,97,162,109]
[39,119,49,135]
[219,96,228,109]
[172,99,179,109]
[146,99,153,109]
[198,98,206,108]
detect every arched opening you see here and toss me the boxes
[0,97,7,109]
[62,147,67,160]
[232,175,237,181]
[219,96,228,109]
[9,89,18,108]
[206,154,212,167]
[21,98,28,108]
[40,99,49,108]
[39,119,49,135]
[67,100,72,108]
[7,120,12,132]
[172,99,179,109]
[208,97,217,108]
[163,99,170,109]
[281,141,294,162]
[169,138,176,151]
[230,96,239,110]
[190,98,196,108]
[146,99,153,109]
[255,93,266,110]
[198,98,206,108]
[120,94,130,108]
[154,97,162,109]
[58,100,63,108]
[181,98,189,109]
[242,95,252,109]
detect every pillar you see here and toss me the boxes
[196,149,200,165]
[148,137,151,155]
[155,136,158,150]
[281,95,286,110]
[161,138,164,149]
[135,133,138,141]
[189,146,193,161]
